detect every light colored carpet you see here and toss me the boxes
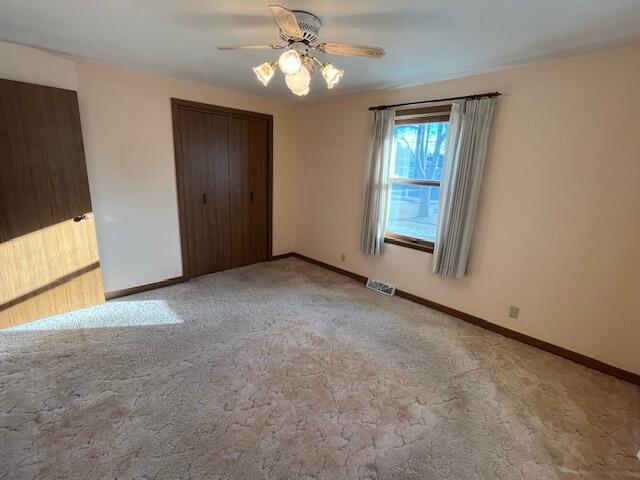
[1,258,638,479]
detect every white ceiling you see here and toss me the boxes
[1,0,640,101]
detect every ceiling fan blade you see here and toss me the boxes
[217,44,284,50]
[268,5,303,40]
[317,43,385,58]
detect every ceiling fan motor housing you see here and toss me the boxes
[279,10,322,43]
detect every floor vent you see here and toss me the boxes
[366,278,396,296]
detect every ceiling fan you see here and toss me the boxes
[218,5,385,96]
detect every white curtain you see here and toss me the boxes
[432,97,497,278]
[360,108,396,255]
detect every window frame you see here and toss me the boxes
[384,105,451,254]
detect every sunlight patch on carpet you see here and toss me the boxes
[3,300,181,331]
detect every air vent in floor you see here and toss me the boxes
[366,278,396,296]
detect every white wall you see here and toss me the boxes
[294,44,640,375]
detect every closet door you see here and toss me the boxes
[175,108,231,277]
[172,99,271,279]
[228,117,268,267]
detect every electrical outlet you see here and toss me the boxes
[340,253,346,262]
[509,306,520,319]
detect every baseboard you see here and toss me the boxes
[105,253,296,299]
[268,252,295,261]
[292,253,368,282]
[106,254,294,300]
[105,275,186,300]
[283,253,640,386]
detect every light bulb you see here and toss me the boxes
[292,87,309,96]
[285,66,311,94]
[252,62,275,87]
[321,63,344,89]
[278,49,302,75]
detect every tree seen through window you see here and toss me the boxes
[386,120,449,245]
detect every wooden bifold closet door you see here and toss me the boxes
[172,99,271,279]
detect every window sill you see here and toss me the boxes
[384,235,434,254]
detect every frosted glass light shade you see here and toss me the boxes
[252,62,275,86]
[292,86,310,96]
[278,50,302,75]
[285,66,311,94]
[322,63,344,89]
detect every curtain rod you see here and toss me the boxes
[368,92,501,111]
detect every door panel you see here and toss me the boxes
[176,108,231,277]
[177,108,210,277]
[203,112,232,274]
[247,119,268,264]
[228,117,269,267]
[228,116,252,268]
[0,78,104,328]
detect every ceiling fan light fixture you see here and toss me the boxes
[252,62,275,86]
[218,6,384,97]
[285,66,311,94]
[278,49,302,75]
[322,63,344,89]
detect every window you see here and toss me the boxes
[385,105,450,253]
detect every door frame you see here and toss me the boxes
[171,98,273,279]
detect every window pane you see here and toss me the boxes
[386,184,439,242]
[392,122,448,181]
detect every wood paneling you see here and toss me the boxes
[172,99,272,279]
[0,78,104,328]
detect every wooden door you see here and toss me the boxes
[228,117,268,267]
[0,78,104,328]
[174,108,231,277]
[172,99,272,279]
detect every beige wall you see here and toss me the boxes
[0,40,77,90]
[75,61,299,292]
[295,45,640,375]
